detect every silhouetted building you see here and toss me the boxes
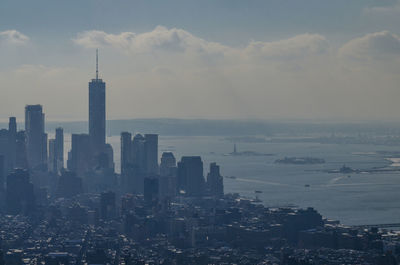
[56,171,83,198]
[68,134,91,175]
[160,152,176,176]
[177,156,205,197]
[131,134,146,193]
[0,155,4,191]
[100,191,116,220]
[6,169,35,215]
[25,105,47,170]
[144,177,159,203]
[144,134,158,175]
[121,132,132,175]
[206,162,224,197]
[8,117,17,171]
[159,152,177,199]
[48,139,56,173]
[0,130,10,179]
[121,132,135,193]
[89,50,106,156]
[55,127,64,172]
[15,131,28,169]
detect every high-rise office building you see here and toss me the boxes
[48,139,56,173]
[55,127,64,171]
[6,169,35,215]
[160,152,176,176]
[144,134,158,175]
[15,131,28,169]
[25,105,47,170]
[68,134,91,175]
[89,49,106,156]
[132,134,146,174]
[55,171,83,198]
[144,177,159,203]
[0,155,4,191]
[177,156,205,197]
[120,132,133,175]
[0,130,10,176]
[8,117,17,171]
[159,152,177,199]
[206,162,224,197]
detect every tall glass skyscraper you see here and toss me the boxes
[89,49,106,155]
[25,104,47,170]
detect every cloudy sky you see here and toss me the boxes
[1,0,400,121]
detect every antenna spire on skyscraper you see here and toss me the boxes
[96,48,99,80]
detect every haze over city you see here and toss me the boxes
[2,1,400,264]
[1,0,400,121]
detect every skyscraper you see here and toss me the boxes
[68,134,91,175]
[144,134,158,175]
[89,49,106,156]
[177,156,205,197]
[55,127,64,171]
[48,139,56,173]
[206,162,224,197]
[120,132,132,175]
[25,105,47,170]
[8,117,17,171]
[159,152,177,199]
[0,155,4,191]
[6,169,35,215]
[15,131,28,169]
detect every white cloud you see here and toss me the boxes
[73,26,229,56]
[339,31,400,60]
[364,0,400,16]
[244,34,329,60]
[74,26,330,63]
[0,30,29,45]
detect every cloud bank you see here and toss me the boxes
[339,31,400,61]
[1,26,400,121]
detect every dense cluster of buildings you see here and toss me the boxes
[0,52,399,264]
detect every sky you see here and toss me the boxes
[1,0,400,121]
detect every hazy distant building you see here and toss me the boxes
[132,134,146,175]
[0,130,10,177]
[49,129,63,174]
[159,152,177,199]
[0,155,4,191]
[55,127,64,171]
[206,162,224,197]
[8,117,17,171]
[48,139,56,173]
[144,134,158,175]
[160,152,176,176]
[89,50,106,156]
[6,169,35,215]
[177,156,205,197]
[131,134,146,193]
[25,105,47,170]
[15,131,28,169]
[121,132,133,175]
[120,132,135,193]
[144,177,159,203]
[68,134,91,175]
[56,171,83,198]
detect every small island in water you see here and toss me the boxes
[275,157,325,165]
